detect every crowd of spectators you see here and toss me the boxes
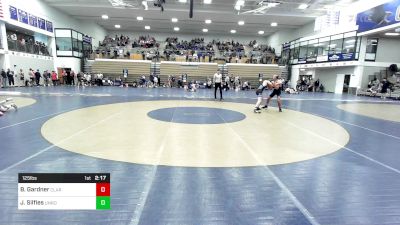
[296,77,324,92]
[95,35,277,64]
[132,35,158,48]
[165,37,213,53]
[367,77,392,95]
[215,40,244,53]
[164,37,214,61]
[100,34,130,47]
[252,44,275,54]
[7,32,50,56]
[356,74,400,99]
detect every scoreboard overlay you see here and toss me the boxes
[18,173,110,210]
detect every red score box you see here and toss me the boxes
[96,183,110,196]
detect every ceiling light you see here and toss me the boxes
[345,39,356,43]
[230,30,236,33]
[271,22,278,27]
[174,27,180,31]
[202,28,208,32]
[145,25,150,30]
[115,24,121,28]
[238,21,245,25]
[345,45,354,49]
[235,0,244,10]
[204,0,212,4]
[142,1,148,10]
[171,18,178,22]
[137,16,143,21]
[205,19,212,24]
[298,4,308,9]
[265,2,280,7]
[179,0,187,2]
[385,32,400,36]
[101,14,109,20]
[109,0,133,7]
[258,30,264,35]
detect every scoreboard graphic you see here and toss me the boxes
[18,173,110,210]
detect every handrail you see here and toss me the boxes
[7,39,52,56]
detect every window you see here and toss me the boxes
[341,32,357,60]
[55,28,86,58]
[329,34,344,55]
[56,37,72,51]
[293,43,300,64]
[306,39,318,62]
[289,44,295,60]
[298,41,308,63]
[287,31,359,65]
[365,38,378,61]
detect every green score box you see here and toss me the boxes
[96,196,111,210]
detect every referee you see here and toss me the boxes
[213,69,223,100]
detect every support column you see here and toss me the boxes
[0,21,11,69]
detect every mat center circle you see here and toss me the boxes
[147,107,246,124]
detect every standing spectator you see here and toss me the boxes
[18,69,26,87]
[71,70,76,86]
[35,69,41,86]
[66,70,72,85]
[7,69,14,86]
[23,69,30,86]
[314,79,320,92]
[29,69,35,85]
[224,74,230,91]
[381,79,390,94]
[77,72,83,86]
[149,73,154,86]
[213,69,223,100]
[51,71,58,86]
[1,69,7,88]
[153,76,158,87]
[60,70,65,85]
[43,70,50,86]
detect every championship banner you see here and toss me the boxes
[0,0,4,20]
[357,0,400,33]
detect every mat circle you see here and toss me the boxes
[147,107,246,124]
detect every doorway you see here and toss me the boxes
[343,74,351,93]
[57,67,71,84]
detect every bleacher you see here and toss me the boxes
[91,59,151,83]
[226,64,280,87]
[160,61,218,83]
[90,58,280,87]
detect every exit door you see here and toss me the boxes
[335,74,351,94]
[343,74,351,93]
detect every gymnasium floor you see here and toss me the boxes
[1,86,400,225]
